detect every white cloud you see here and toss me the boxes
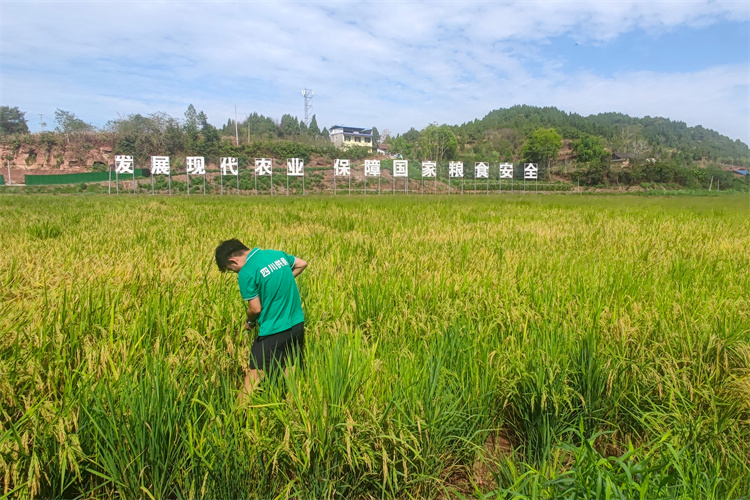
[1,1,747,141]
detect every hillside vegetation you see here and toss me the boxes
[0,104,747,190]
[456,105,748,164]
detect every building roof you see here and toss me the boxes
[331,125,366,131]
[612,152,635,160]
[330,125,373,136]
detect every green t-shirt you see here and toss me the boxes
[238,248,304,337]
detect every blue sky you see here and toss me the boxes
[1,1,748,143]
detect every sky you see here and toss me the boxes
[1,1,748,143]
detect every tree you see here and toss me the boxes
[572,134,608,164]
[389,128,420,158]
[402,127,420,143]
[484,128,523,160]
[184,104,199,135]
[371,126,380,146]
[108,112,189,164]
[202,122,221,150]
[108,113,161,164]
[280,114,300,137]
[308,115,321,137]
[0,106,29,135]
[54,108,93,143]
[522,127,562,177]
[418,124,458,163]
[197,120,221,157]
[244,112,278,138]
[184,104,208,147]
[163,116,186,155]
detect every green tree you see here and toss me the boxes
[418,124,458,163]
[200,122,221,156]
[572,134,608,164]
[54,108,93,143]
[389,128,421,158]
[244,112,278,138]
[280,114,300,137]
[107,112,172,164]
[184,104,199,136]
[184,104,208,148]
[308,115,321,137]
[0,106,29,135]
[522,127,562,177]
[371,126,380,146]
[164,116,186,155]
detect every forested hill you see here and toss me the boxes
[454,105,748,163]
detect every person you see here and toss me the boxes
[215,239,307,399]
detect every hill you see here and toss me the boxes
[0,104,747,190]
[450,105,748,164]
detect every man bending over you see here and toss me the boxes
[215,239,307,399]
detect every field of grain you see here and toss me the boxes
[1,193,749,499]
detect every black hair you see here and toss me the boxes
[215,239,249,272]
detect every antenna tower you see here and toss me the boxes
[301,89,314,126]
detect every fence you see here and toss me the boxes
[24,169,146,185]
[6,162,576,194]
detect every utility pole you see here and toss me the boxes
[234,105,239,146]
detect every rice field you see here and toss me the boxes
[1,193,749,499]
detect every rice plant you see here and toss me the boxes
[0,193,748,499]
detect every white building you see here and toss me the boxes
[330,125,374,151]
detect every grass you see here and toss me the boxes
[0,193,748,499]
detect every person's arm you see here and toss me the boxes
[245,296,261,330]
[291,257,307,278]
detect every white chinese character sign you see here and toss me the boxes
[334,159,351,195]
[220,157,238,176]
[220,157,239,195]
[473,162,489,193]
[185,156,206,195]
[151,156,171,175]
[286,158,305,195]
[115,155,134,174]
[287,158,304,176]
[449,161,464,178]
[393,160,408,177]
[422,161,437,194]
[334,159,350,176]
[499,163,514,179]
[111,155,135,195]
[364,159,381,194]
[421,161,436,178]
[364,160,381,177]
[524,163,538,179]
[448,161,464,194]
[255,158,274,194]
[474,162,489,178]
[255,158,273,176]
[150,156,171,195]
[186,157,206,175]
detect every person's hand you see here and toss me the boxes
[244,320,256,331]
